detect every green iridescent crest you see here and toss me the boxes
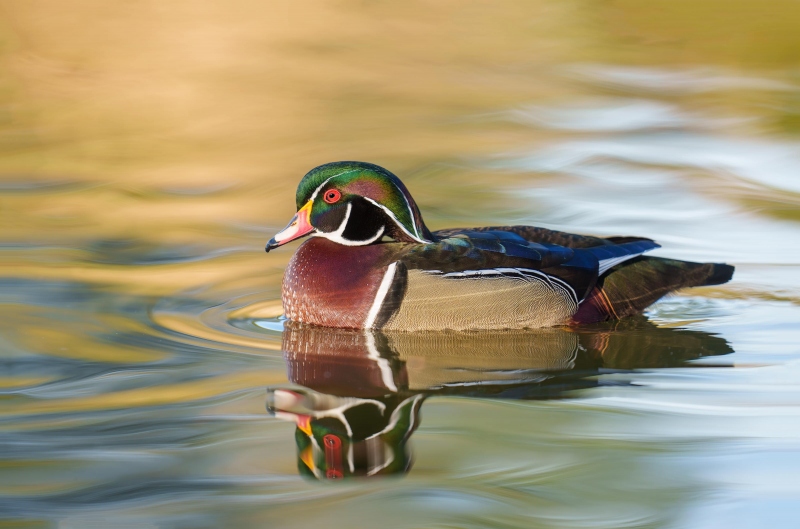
[296,161,433,243]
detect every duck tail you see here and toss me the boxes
[571,257,734,325]
[704,262,736,286]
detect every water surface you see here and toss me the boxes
[2,1,800,528]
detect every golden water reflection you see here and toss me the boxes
[269,320,734,479]
[2,0,800,527]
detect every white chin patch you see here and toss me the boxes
[319,225,385,246]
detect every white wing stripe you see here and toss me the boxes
[598,254,640,275]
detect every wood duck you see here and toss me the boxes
[266,161,734,331]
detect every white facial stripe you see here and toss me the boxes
[333,202,352,236]
[363,393,424,475]
[362,197,430,243]
[306,168,430,244]
[308,169,359,203]
[302,395,389,474]
[374,393,423,439]
[315,202,387,246]
[397,189,422,239]
[348,440,354,473]
[317,226,384,246]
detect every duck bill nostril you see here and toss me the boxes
[265,200,314,252]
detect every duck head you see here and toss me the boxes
[266,161,434,252]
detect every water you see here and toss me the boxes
[2,1,800,527]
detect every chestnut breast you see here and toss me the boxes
[282,238,394,328]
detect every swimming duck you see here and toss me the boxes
[266,161,733,331]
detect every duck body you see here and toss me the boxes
[268,162,734,331]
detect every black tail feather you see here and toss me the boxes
[599,257,734,319]
[705,263,735,286]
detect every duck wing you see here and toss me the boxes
[399,229,659,298]
[542,238,661,301]
[399,229,575,272]
[434,225,656,250]
[373,231,660,330]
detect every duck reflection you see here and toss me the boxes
[266,318,732,479]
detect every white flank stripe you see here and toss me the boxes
[363,197,431,243]
[436,266,579,307]
[364,262,398,329]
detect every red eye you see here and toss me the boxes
[323,189,341,204]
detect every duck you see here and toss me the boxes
[265,161,734,331]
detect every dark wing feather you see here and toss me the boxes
[539,240,660,301]
[435,226,659,250]
[397,230,575,273]
[402,229,659,302]
[589,240,662,275]
[436,226,633,249]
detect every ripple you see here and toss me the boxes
[567,64,796,94]
[508,97,752,132]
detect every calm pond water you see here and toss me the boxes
[2,1,800,528]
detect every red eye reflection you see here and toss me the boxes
[323,189,341,204]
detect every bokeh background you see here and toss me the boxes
[2,1,800,528]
